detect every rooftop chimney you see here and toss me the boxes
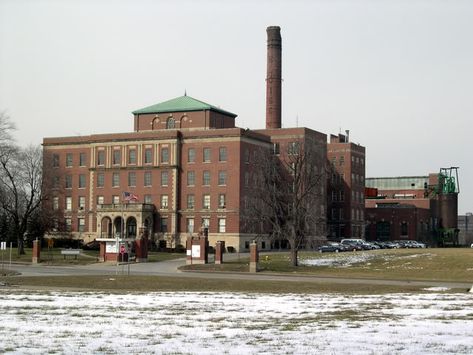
[266,26,282,129]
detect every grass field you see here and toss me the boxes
[1,275,438,294]
[2,290,472,354]
[2,248,472,294]
[183,248,473,283]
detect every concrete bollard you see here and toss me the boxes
[32,239,41,264]
[249,241,259,273]
[215,241,225,264]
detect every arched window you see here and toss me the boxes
[166,117,175,129]
[127,217,137,238]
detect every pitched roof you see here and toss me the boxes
[132,95,237,117]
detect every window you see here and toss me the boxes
[160,218,168,233]
[401,222,408,236]
[203,148,211,162]
[331,208,338,220]
[339,156,345,166]
[331,191,337,202]
[288,142,300,155]
[144,194,152,204]
[144,171,152,187]
[161,147,169,163]
[78,218,85,232]
[52,219,58,232]
[52,154,59,167]
[203,171,211,186]
[53,176,60,188]
[202,218,210,229]
[65,218,72,232]
[97,173,104,188]
[187,218,194,233]
[273,143,280,155]
[144,148,152,164]
[53,197,59,210]
[161,195,168,209]
[112,172,120,187]
[203,194,210,209]
[66,153,73,167]
[113,150,121,165]
[218,171,227,185]
[79,174,86,188]
[128,149,136,164]
[188,148,195,163]
[97,195,104,205]
[65,175,72,189]
[97,150,105,166]
[166,117,175,129]
[79,153,86,167]
[112,195,120,204]
[244,172,250,187]
[65,197,72,211]
[187,194,195,209]
[161,171,169,186]
[128,172,136,187]
[244,149,250,163]
[339,190,344,202]
[331,156,336,165]
[218,218,226,233]
[187,171,195,186]
[218,194,226,209]
[78,196,85,210]
[219,147,227,162]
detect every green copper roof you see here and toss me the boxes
[132,95,237,117]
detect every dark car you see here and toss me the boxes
[318,243,342,253]
[340,240,363,251]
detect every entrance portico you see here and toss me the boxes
[96,203,155,262]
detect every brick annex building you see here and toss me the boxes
[42,27,336,256]
[364,168,459,245]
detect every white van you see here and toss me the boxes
[340,239,364,245]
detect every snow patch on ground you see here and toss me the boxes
[423,287,451,292]
[1,290,472,354]
[300,251,435,269]
[300,252,376,267]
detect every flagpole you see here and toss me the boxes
[117,192,123,274]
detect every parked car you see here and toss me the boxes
[372,241,389,249]
[340,240,363,251]
[318,244,340,253]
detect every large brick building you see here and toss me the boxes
[42,94,328,253]
[41,26,365,256]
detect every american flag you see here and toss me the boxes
[123,192,138,202]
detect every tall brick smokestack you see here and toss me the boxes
[266,26,282,129]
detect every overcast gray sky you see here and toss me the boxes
[0,0,471,213]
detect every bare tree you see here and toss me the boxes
[244,138,327,266]
[0,112,15,146]
[0,145,43,255]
